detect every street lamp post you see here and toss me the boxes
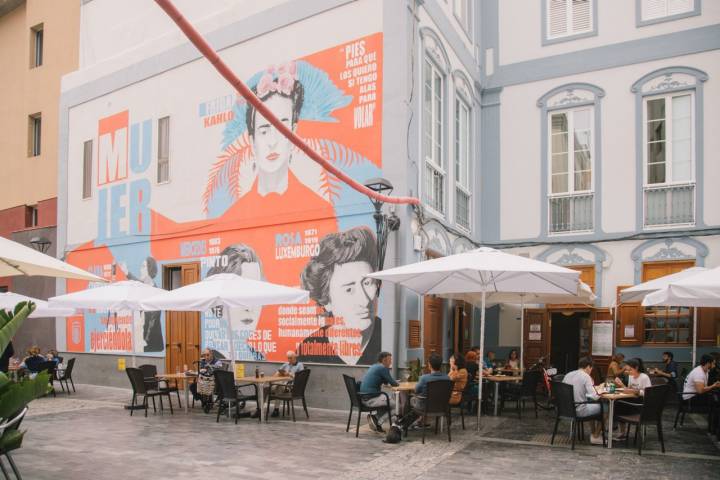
[29,236,51,254]
[363,178,400,271]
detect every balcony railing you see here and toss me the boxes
[644,183,694,227]
[423,163,445,214]
[455,188,470,230]
[549,193,593,233]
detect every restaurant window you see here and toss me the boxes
[422,57,445,215]
[28,113,41,157]
[641,260,695,344]
[82,140,93,199]
[157,116,170,183]
[548,107,593,233]
[30,23,43,68]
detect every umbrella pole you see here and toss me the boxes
[225,308,237,375]
[132,312,137,367]
[477,290,486,430]
[692,308,697,366]
[520,295,525,371]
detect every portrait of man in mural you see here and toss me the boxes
[121,257,163,352]
[298,226,380,365]
[207,243,266,360]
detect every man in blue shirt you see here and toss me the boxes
[360,351,398,432]
[412,353,450,411]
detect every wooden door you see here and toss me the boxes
[164,263,200,374]
[453,302,472,355]
[523,308,549,369]
[423,295,444,362]
[697,308,720,346]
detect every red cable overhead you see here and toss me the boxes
[154,0,419,206]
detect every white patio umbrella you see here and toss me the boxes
[619,266,706,365]
[49,280,167,366]
[0,236,105,282]
[642,266,720,365]
[367,247,583,427]
[0,292,75,318]
[141,273,309,370]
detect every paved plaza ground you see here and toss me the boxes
[10,385,720,479]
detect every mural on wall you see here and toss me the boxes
[65,33,384,365]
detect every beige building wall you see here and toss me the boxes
[0,0,80,211]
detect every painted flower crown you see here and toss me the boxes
[256,61,297,97]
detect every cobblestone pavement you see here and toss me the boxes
[10,385,719,479]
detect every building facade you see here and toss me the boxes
[0,0,80,353]
[56,0,719,407]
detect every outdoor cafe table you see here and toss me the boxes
[156,372,197,414]
[598,387,640,448]
[235,375,291,422]
[483,374,522,416]
[390,382,417,416]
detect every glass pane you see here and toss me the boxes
[552,153,567,174]
[647,120,665,142]
[574,130,591,151]
[573,108,591,131]
[672,94,691,118]
[648,163,666,184]
[672,116,691,141]
[574,171,591,191]
[551,173,568,194]
[551,133,568,154]
[647,98,665,121]
[574,149,591,172]
[647,142,665,166]
[672,139,692,181]
[551,113,567,134]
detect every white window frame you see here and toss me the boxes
[30,24,43,68]
[454,95,472,231]
[157,116,170,184]
[642,92,695,188]
[547,107,594,197]
[28,113,41,157]
[453,0,472,37]
[543,0,596,44]
[637,0,699,26]
[422,57,446,216]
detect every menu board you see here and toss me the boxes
[591,320,613,357]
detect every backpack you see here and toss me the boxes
[383,423,402,444]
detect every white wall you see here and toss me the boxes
[498,0,720,66]
[498,50,720,241]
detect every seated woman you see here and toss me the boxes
[505,349,520,371]
[606,353,625,380]
[449,354,469,406]
[613,358,651,440]
[21,346,45,372]
[465,350,479,380]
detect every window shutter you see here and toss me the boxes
[548,0,568,38]
[408,320,421,349]
[642,0,668,20]
[668,0,693,16]
[617,285,643,346]
[571,0,592,33]
[697,308,719,346]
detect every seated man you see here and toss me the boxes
[359,351,398,433]
[563,356,604,445]
[411,353,450,412]
[269,351,305,418]
[190,348,223,400]
[683,354,720,401]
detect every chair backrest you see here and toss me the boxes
[57,356,64,364]
[64,358,76,377]
[36,361,56,384]
[424,379,453,415]
[342,374,362,408]
[520,370,542,395]
[640,384,669,423]
[552,381,577,419]
[126,367,147,395]
[291,369,311,397]
[213,370,237,400]
[650,375,668,386]
[552,374,565,383]
[0,407,28,437]
[138,364,158,379]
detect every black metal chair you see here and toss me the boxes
[616,384,669,455]
[265,369,311,422]
[0,407,28,480]
[36,361,57,398]
[674,390,711,429]
[126,367,173,417]
[56,358,76,394]
[449,380,476,430]
[550,381,605,450]
[411,379,453,444]
[342,374,391,438]
[500,370,542,418]
[139,364,181,409]
[214,370,259,423]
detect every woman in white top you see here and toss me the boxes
[613,358,650,440]
[505,349,520,371]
